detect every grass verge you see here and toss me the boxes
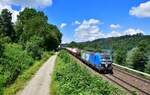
[51,50,124,95]
[3,52,54,95]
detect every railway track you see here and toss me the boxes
[103,67,150,95]
[67,50,150,95]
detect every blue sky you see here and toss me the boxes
[0,0,150,43]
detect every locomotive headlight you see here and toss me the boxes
[105,64,108,68]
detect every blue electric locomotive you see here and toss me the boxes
[80,50,113,74]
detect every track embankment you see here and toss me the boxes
[67,50,150,95]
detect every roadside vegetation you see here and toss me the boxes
[51,50,124,95]
[3,52,54,95]
[67,34,150,74]
[0,8,62,95]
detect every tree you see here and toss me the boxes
[0,9,15,41]
[0,36,11,57]
[26,36,44,59]
[0,38,4,56]
[43,24,62,50]
[0,43,33,86]
[15,8,62,51]
[17,8,48,25]
[114,49,126,65]
[126,47,138,68]
[144,61,150,74]
[131,49,148,71]
[138,40,148,53]
[68,41,78,47]
[16,8,47,43]
[131,41,148,71]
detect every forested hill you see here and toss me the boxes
[68,33,150,51]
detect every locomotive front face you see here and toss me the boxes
[100,53,113,74]
[101,54,112,66]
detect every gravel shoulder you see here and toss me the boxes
[16,54,57,95]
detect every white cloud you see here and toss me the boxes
[110,24,121,29]
[107,28,144,37]
[83,18,100,25]
[129,1,150,17]
[60,23,67,29]
[62,39,72,44]
[1,0,53,8]
[74,19,104,42]
[74,19,144,42]
[72,20,80,25]
[0,4,21,22]
[0,0,53,22]
[124,28,144,35]
[11,10,19,22]
[74,20,81,25]
[107,31,122,37]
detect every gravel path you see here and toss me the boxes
[16,54,57,95]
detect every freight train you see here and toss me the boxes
[66,48,113,74]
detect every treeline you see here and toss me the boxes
[67,34,150,74]
[0,8,62,94]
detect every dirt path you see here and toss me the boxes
[16,54,57,95]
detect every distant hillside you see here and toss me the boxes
[67,33,150,51]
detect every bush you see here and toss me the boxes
[144,61,150,74]
[131,49,148,71]
[25,36,44,59]
[51,50,124,95]
[0,43,34,93]
[0,36,11,56]
[0,38,4,56]
[126,47,138,68]
[114,49,126,65]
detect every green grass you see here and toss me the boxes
[3,52,54,95]
[51,50,124,95]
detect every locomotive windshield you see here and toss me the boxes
[101,53,112,62]
[102,55,110,60]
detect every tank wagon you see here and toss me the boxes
[66,48,113,74]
